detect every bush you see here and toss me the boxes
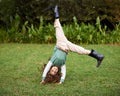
[0,16,120,44]
[63,16,120,44]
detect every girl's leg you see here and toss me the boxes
[67,40,104,67]
[54,19,90,55]
[67,41,91,55]
[54,19,69,51]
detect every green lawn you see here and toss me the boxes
[0,44,120,96]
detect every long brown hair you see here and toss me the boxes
[42,64,61,83]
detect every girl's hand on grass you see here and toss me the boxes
[40,80,46,84]
[57,82,62,85]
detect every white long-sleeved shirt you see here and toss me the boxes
[42,61,66,83]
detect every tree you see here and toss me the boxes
[0,0,120,28]
[0,0,16,28]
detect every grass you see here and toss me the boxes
[0,43,120,96]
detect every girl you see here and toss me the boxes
[40,5,104,84]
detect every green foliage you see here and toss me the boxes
[0,16,120,44]
[0,0,120,28]
[26,16,55,43]
[107,23,120,44]
[63,16,120,44]
[0,0,16,26]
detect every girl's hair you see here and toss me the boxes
[42,64,61,83]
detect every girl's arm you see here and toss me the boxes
[41,61,52,81]
[60,64,66,83]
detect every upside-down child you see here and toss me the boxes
[40,5,104,84]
